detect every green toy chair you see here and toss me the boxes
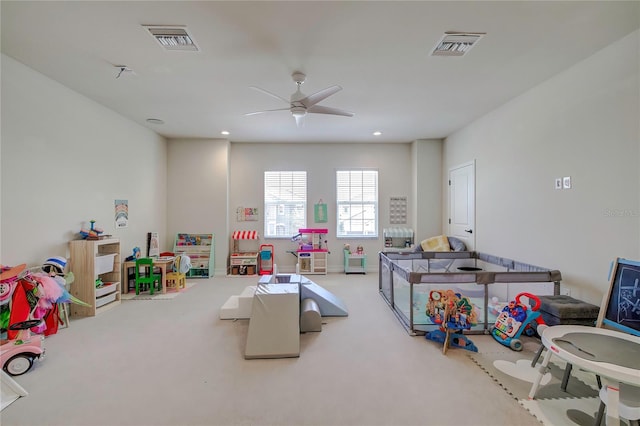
[135,258,161,295]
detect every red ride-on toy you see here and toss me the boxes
[1,319,46,376]
[491,292,545,351]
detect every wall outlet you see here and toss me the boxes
[555,178,562,189]
[563,176,572,189]
[560,287,571,296]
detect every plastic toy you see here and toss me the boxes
[1,319,45,376]
[125,247,141,262]
[425,289,478,354]
[79,220,104,239]
[491,292,545,351]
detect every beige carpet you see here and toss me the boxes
[121,280,197,300]
[467,335,608,426]
[2,273,544,426]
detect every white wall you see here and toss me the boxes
[166,138,229,275]
[1,54,167,266]
[228,142,431,273]
[443,30,640,305]
[412,139,443,241]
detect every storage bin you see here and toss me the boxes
[95,292,117,308]
[95,253,117,275]
[95,282,118,298]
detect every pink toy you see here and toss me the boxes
[1,319,45,376]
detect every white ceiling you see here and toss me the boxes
[2,1,639,143]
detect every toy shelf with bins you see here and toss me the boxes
[69,238,121,317]
[296,228,328,275]
[173,233,214,278]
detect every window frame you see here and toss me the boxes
[336,169,379,239]
[263,171,307,239]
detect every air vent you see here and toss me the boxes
[143,26,198,51]
[431,32,485,57]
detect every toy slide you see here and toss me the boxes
[1,370,28,411]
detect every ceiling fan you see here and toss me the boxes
[245,72,354,127]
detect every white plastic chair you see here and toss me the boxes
[594,383,640,426]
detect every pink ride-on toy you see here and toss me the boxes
[1,319,46,376]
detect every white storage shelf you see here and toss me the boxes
[174,233,215,278]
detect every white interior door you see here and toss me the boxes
[448,161,476,250]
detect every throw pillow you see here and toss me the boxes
[420,235,451,252]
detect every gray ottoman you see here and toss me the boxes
[532,295,600,327]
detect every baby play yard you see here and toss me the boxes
[378,251,562,336]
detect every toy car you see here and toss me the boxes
[1,320,46,376]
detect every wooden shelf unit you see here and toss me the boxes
[173,233,215,278]
[69,238,121,317]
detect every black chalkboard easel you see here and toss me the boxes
[596,257,640,336]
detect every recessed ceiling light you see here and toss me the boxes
[221,131,230,136]
[373,131,382,136]
[146,118,164,125]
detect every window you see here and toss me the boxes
[264,171,307,238]
[336,170,378,238]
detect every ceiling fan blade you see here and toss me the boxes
[249,86,290,104]
[245,108,290,116]
[307,105,354,117]
[301,85,342,108]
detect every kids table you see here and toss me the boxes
[122,257,175,294]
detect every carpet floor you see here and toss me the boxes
[121,280,197,300]
[466,335,627,426]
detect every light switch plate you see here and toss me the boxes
[563,176,572,189]
[555,178,562,189]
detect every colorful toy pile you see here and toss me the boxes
[79,220,104,239]
[1,259,90,376]
[425,289,478,354]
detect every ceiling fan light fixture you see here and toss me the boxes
[291,107,306,117]
[143,25,199,51]
[431,32,485,56]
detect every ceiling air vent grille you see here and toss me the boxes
[431,32,485,57]
[144,26,198,51]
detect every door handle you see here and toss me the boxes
[464,229,473,234]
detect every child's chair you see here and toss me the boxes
[135,258,161,295]
[166,255,186,292]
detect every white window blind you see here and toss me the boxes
[264,171,307,238]
[336,170,378,238]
